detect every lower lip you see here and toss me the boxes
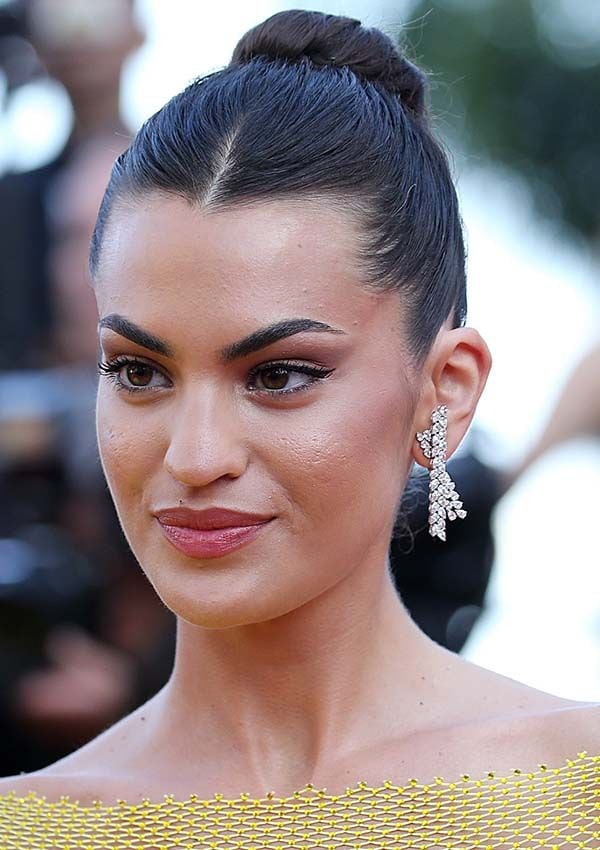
[156,519,273,558]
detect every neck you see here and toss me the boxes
[153,552,461,793]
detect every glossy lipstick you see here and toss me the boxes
[154,507,274,559]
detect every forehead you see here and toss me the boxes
[95,194,395,340]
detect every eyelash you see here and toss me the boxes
[96,356,335,398]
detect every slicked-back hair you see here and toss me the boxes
[90,9,467,370]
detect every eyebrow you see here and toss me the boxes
[97,314,347,362]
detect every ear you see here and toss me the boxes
[411,326,492,467]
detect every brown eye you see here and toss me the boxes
[246,360,335,397]
[260,367,290,390]
[126,363,154,387]
[97,356,171,394]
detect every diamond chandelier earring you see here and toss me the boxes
[415,404,467,541]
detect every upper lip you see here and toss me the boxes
[153,507,274,530]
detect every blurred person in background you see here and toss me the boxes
[0,0,144,371]
[0,0,156,774]
[500,339,600,493]
[0,130,172,775]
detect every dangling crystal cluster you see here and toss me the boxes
[415,404,467,541]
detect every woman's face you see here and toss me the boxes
[94,195,419,628]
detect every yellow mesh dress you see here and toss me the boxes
[0,750,597,850]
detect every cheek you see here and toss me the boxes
[95,376,411,559]
[95,387,159,511]
[268,384,409,539]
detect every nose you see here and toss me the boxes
[163,383,249,487]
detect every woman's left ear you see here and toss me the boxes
[411,326,492,464]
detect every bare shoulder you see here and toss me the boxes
[0,767,132,806]
[469,698,600,772]
[0,695,162,804]
[0,772,63,798]
[0,769,140,812]
[443,646,600,761]
[0,773,33,798]
[540,699,600,756]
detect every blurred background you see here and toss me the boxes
[0,0,598,775]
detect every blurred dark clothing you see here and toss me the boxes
[0,149,69,371]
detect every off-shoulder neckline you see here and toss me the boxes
[1,749,596,810]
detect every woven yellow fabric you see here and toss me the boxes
[0,750,597,850]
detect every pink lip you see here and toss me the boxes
[153,506,274,530]
[152,506,275,559]
[156,519,273,558]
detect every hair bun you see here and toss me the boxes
[230,9,427,119]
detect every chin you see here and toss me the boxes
[144,567,315,630]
